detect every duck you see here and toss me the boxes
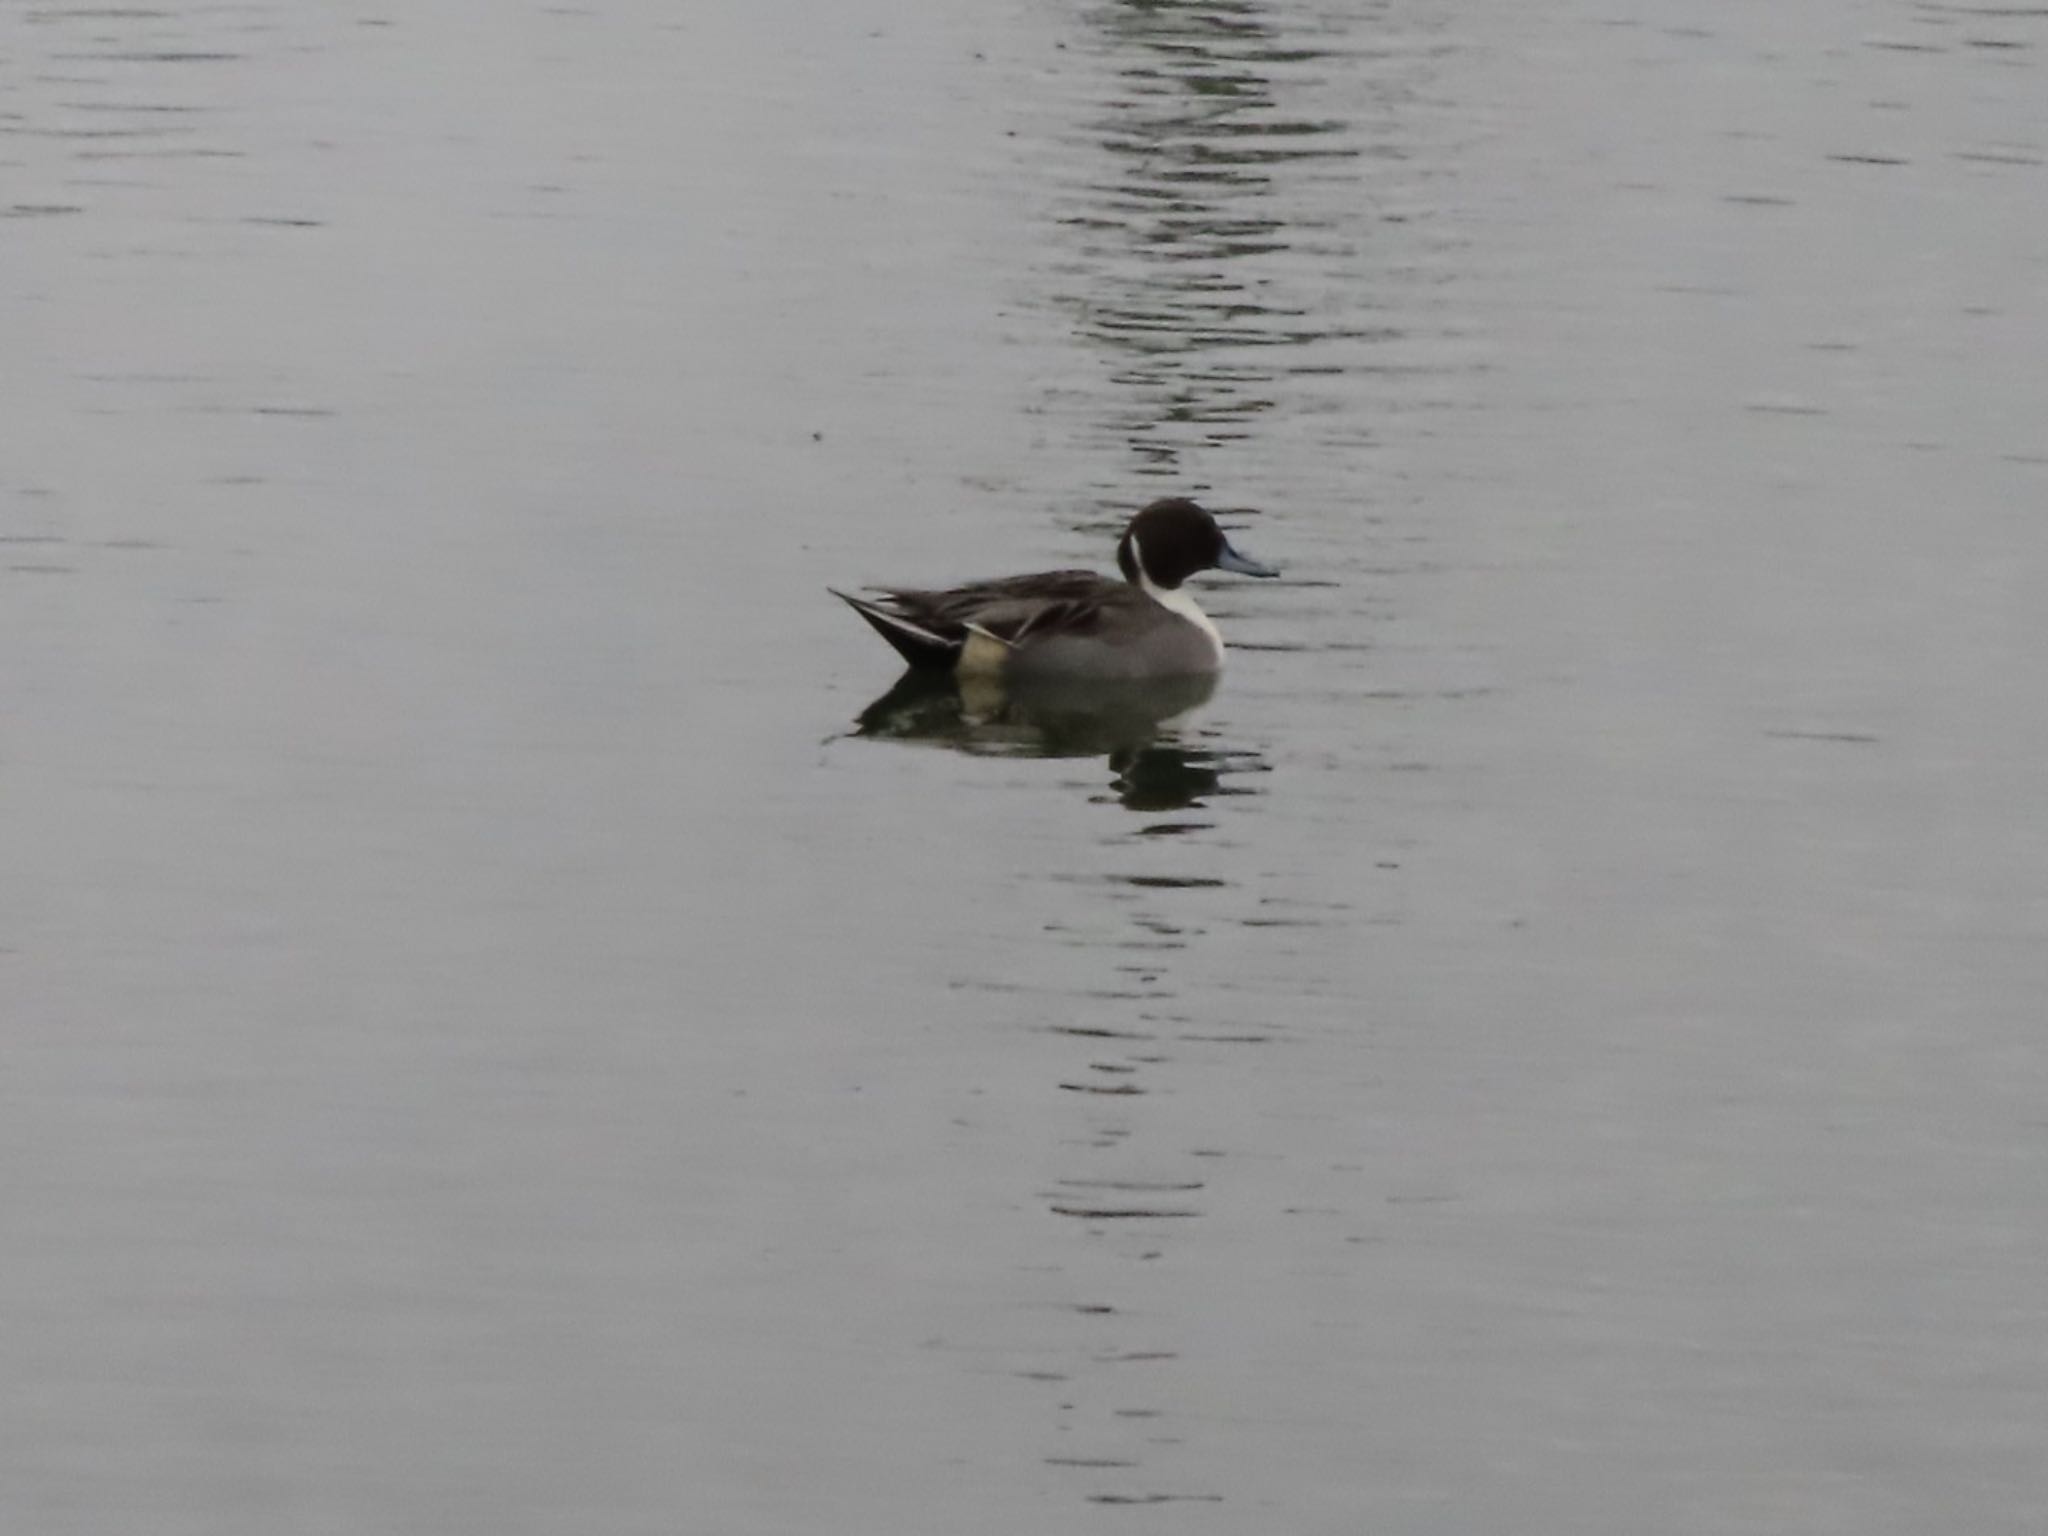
[831,498,1278,681]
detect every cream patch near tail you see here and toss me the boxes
[956,624,1014,678]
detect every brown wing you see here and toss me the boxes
[871,571,1122,644]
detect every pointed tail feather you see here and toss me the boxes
[829,589,961,670]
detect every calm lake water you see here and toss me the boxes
[7,2,2047,1531]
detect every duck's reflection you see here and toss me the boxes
[853,670,1254,811]
[1107,742,1221,812]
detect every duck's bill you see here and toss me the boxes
[1217,538,1280,578]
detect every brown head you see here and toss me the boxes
[1114,498,1279,590]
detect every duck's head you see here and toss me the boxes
[1115,497,1279,591]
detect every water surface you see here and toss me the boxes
[5,1,2047,1531]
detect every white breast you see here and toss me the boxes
[1140,577,1225,667]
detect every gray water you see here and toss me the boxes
[6,2,2047,1531]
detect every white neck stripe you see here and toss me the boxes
[1129,530,1155,589]
[1137,564,1224,664]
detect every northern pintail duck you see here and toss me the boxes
[831,498,1278,681]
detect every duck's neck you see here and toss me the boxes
[1135,568,1223,661]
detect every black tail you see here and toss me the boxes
[829,590,960,671]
